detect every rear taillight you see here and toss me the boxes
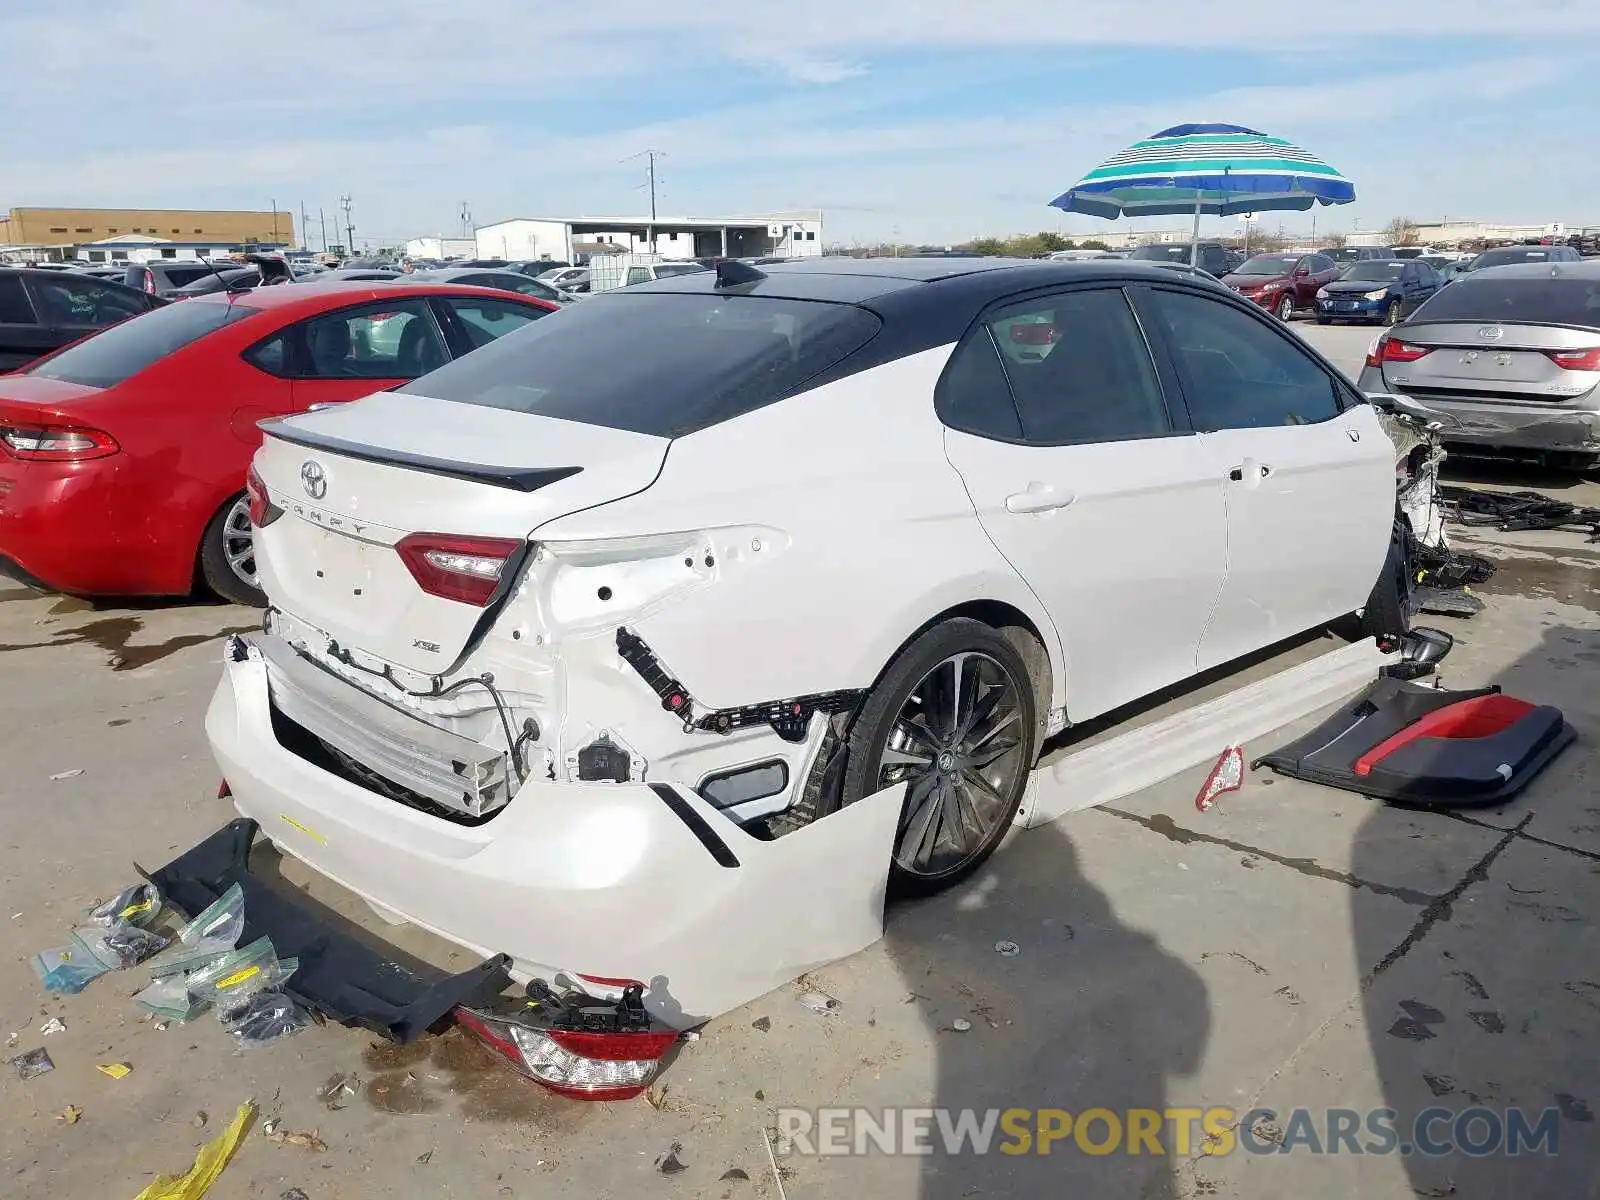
[454,985,678,1102]
[1547,347,1600,371]
[141,268,155,294]
[245,464,281,527]
[0,423,120,462]
[395,533,523,606]
[1372,336,1431,366]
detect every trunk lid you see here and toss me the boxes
[254,390,668,673]
[1383,321,1600,404]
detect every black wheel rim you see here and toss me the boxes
[875,651,1027,879]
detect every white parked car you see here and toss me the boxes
[211,256,1409,1006]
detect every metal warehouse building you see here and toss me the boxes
[474,211,823,263]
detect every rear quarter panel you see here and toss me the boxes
[531,345,1068,710]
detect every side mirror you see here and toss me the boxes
[1293,266,1310,278]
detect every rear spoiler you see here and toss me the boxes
[260,422,584,493]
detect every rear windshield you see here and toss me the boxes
[1410,276,1600,327]
[1129,246,1189,261]
[1471,248,1552,269]
[28,300,260,388]
[401,293,882,437]
[162,264,222,287]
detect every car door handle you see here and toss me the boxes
[1005,482,1076,514]
[1228,461,1274,483]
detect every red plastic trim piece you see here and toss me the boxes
[1354,694,1536,777]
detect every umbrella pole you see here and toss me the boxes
[1190,193,1201,267]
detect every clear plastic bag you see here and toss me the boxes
[73,923,170,970]
[133,976,207,1023]
[185,938,292,1010]
[31,945,112,995]
[147,884,245,978]
[218,989,311,1047]
[88,882,162,928]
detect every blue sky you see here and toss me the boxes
[3,0,1597,248]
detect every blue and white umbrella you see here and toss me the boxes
[1050,123,1355,265]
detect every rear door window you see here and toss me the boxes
[297,299,447,379]
[952,288,1173,445]
[437,296,549,352]
[27,300,259,387]
[1146,289,1341,430]
[0,276,37,324]
[400,293,881,437]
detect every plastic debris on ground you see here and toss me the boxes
[135,976,208,1023]
[39,1016,65,1036]
[133,1101,254,1200]
[96,1061,132,1079]
[265,1128,328,1152]
[220,989,311,1047]
[89,882,162,929]
[12,1047,54,1079]
[57,1105,83,1124]
[32,880,170,994]
[796,990,841,1016]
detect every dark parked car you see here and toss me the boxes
[1221,252,1341,321]
[301,268,402,283]
[1325,246,1397,265]
[1461,245,1582,274]
[1315,259,1442,326]
[0,267,164,372]
[1356,260,1600,469]
[506,260,571,277]
[1127,242,1241,278]
[125,259,246,296]
[405,268,575,304]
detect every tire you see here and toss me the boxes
[1276,294,1295,322]
[1315,316,1332,326]
[1360,522,1413,647]
[838,618,1038,896]
[1384,299,1403,327]
[199,493,266,607]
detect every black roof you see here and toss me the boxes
[627,254,1226,305]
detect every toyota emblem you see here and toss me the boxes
[300,460,327,499]
[1477,325,1504,342]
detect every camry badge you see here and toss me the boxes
[300,460,327,500]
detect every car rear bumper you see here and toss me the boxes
[1352,374,1600,453]
[0,458,152,594]
[206,636,905,1024]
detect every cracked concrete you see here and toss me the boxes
[1,323,1596,1198]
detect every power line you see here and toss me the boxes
[621,149,666,245]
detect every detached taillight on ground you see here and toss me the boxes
[0,423,119,462]
[454,982,679,1101]
[396,533,523,606]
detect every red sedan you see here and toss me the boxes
[0,281,556,604]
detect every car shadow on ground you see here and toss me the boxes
[1441,454,1597,493]
[1352,621,1600,1197]
[880,823,1210,1199]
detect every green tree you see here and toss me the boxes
[1035,231,1071,253]
[1079,238,1111,251]
[968,237,1007,256]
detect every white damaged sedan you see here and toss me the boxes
[204,256,1410,1025]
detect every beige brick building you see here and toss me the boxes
[0,206,294,247]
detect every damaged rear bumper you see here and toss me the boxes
[204,640,905,1026]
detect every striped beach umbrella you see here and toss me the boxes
[1050,123,1355,265]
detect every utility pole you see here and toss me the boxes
[270,199,280,246]
[300,201,310,251]
[318,207,328,254]
[459,201,472,240]
[621,150,665,249]
[339,194,355,254]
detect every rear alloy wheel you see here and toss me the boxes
[1275,294,1295,322]
[199,493,266,607]
[841,619,1037,896]
[1384,299,1403,327]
